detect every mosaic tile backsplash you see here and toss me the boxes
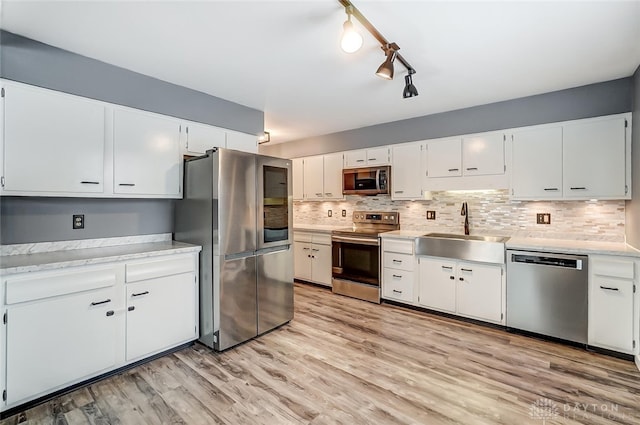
[294,190,626,242]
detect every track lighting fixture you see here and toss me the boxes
[403,70,418,98]
[340,6,363,53]
[375,43,398,80]
[338,0,418,98]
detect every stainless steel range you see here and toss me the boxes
[331,211,400,303]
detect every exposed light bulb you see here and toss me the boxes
[340,18,363,53]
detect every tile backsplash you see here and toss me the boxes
[293,190,626,242]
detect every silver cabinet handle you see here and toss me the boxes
[392,289,402,293]
[302,247,310,250]
[315,192,323,196]
[460,268,473,272]
[90,299,111,306]
[544,188,559,191]
[394,190,404,194]
[356,159,365,162]
[131,291,149,297]
[369,158,377,161]
[325,193,333,196]
[599,286,619,291]
[119,183,136,187]
[392,274,402,279]
[311,248,319,252]
[441,266,453,270]
[81,181,100,185]
[466,167,478,171]
[570,187,587,190]
[448,168,459,172]
[392,259,402,263]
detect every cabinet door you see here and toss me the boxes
[366,147,390,166]
[426,138,462,177]
[292,158,304,200]
[563,117,627,199]
[126,273,197,361]
[311,243,332,286]
[344,150,367,168]
[456,262,502,323]
[511,127,563,199]
[589,276,634,353]
[113,109,181,197]
[294,241,313,281]
[303,155,324,200]
[184,122,226,154]
[226,130,257,153]
[323,152,344,199]
[392,143,422,199]
[3,84,105,194]
[418,257,456,313]
[6,286,119,405]
[462,133,504,176]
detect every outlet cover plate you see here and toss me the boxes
[73,214,85,229]
[426,210,436,220]
[536,213,551,224]
[342,210,347,217]
[327,210,332,217]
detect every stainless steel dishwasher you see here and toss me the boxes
[506,250,588,344]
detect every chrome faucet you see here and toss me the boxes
[461,202,469,235]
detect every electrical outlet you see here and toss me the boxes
[426,210,436,220]
[536,213,551,224]
[327,210,332,217]
[341,210,347,217]
[73,214,85,229]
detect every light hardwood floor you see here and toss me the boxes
[2,283,639,425]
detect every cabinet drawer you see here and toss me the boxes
[383,252,415,272]
[591,257,634,279]
[293,232,313,243]
[383,268,414,302]
[589,275,634,352]
[5,265,117,305]
[126,255,194,283]
[312,233,332,245]
[383,239,414,255]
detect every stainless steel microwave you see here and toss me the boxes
[342,166,390,195]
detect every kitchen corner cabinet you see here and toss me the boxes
[0,251,199,411]
[382,238,416,303]
[294,232,332,286]
[226,130,258,154]
[113,108,182,197]
[1,83,106,195]
[418,256,504,324]
[391,142,423,200]
[292,158,304,200]
[344,146,390,168]
[298,154,344,201]
[588,256,638,355]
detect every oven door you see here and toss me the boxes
[331,235,380,286]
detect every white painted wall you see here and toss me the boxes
[626,65,640,249]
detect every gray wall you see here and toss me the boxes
[261,78,633,159]
[0,30,263,244]
[0,198,173,244]
[625,66,640,249]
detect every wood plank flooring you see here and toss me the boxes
[2,282,639,424]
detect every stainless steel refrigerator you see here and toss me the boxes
[175,148,293,351]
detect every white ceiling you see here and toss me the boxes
[1,1,640,144]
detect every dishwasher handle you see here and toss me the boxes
[511,254,583,270]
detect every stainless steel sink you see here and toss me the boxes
[415,233,510,264]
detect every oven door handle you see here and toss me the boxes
[331,235,380,246]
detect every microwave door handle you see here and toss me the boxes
[375,169,381,190]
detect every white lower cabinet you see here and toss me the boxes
[588,256,638,355]
[0,251,199,411]
[382,238,417,303]
[294,232,332,286]
[418,256,504,324]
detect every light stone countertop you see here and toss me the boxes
[380,230,426,239]
[506,237,640,258]
[293,224,346,233]
[0,241,202,275]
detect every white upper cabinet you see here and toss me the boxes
[426,138,462,177]
[511,126,563,199]
[292,158,304,200]
[322,152,344,200]
[302,155,324,200]
[563,116,628,199]
[182,121,226,155]
[113,108,182,197]
[344,146,390,168]
[462,133,505,176]
[226,130,258,153]
[392,142,423,199]
[2,84,105,195]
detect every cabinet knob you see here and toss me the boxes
[459,277,464,281]
[449,276,455,280]
[128,306,136,311]
[106,310,115,317]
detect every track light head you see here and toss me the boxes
[375,43,398,80]
[341,6,363,53]
[403,72,418,98]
